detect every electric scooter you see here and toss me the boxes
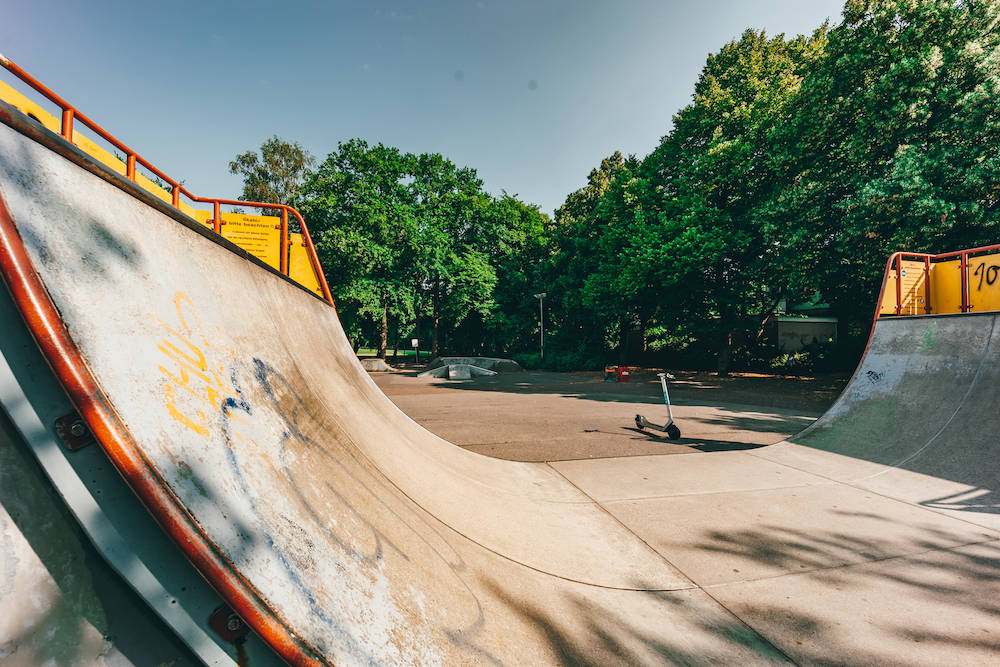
[635,372,681,439]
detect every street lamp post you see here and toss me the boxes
[534,292,546,358]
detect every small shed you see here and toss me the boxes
[775,316,838,351]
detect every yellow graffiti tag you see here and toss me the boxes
[157,292,236,438]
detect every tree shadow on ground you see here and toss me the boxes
[486,515,1000,667]
[382,369,839,416]
[483,577,795,667]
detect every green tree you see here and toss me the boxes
[466,193,550,355]
[300,141,520,359]
[229,135,316,213]
[299,139,416,358]
[640,27,827,373]
[547,152,631,361]
[408,152,499,357]
[762,0,1000,332]
[577,154,654,363]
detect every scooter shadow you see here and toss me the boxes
[623,427,767,452]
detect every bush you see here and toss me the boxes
[510,351,605,372]
[543,351,605,373]
[770,337,865,374]
[511,352,542,370]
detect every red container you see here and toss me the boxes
[616,366,630,382]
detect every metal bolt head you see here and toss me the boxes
[70,420,86,437]
[226,615,242,632]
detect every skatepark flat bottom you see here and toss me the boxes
[371,370,824,461]
[373,368,1000,667]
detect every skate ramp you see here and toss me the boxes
[782,313,1000,522]
[424,356,524,373]
[0,102,792,665]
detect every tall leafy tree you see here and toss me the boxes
[578,154,654,363]
[762,0,1000,330]
[300,141,523,359]
[229,135,316,213]
[548,152,631,360]
[299,139,416,358]
[468,193,551,355]
[408,152,498,357]
[641,27,827,373]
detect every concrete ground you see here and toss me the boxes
[371,366,1000,667]
[372,368,835,461]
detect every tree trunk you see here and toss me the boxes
[415,313,422,364]
[717,330,732,376]
[432,280,441,359]
[715,259,732,376]
[836,303,849,347]
[617,314,628,365]
[377,299,388,359]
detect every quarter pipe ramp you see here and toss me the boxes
[0,100,792,665]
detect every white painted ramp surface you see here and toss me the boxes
[0,108,793,665]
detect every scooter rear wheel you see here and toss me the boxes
[635,415,644,430]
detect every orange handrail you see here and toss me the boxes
[184,195,331,302]
[0,54,332,304]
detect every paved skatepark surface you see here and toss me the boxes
[372,370,823,460]
[0,98,998,666]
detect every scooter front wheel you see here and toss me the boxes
[667,424,681,440]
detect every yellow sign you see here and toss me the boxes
[880,259,929,316]
[193,210,282,270]
[288,233,324,297]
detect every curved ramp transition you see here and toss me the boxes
[788,313,1000,519]
[0,102,790,665]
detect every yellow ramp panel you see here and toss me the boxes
[929,259,964,315]
[0,80,198,218]
[289,232,325,297]
[0,80,326,297]
[968,251,1000,313]
[0,80,60,132]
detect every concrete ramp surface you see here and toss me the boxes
[789,313,1000,522]
[0,104,793,665]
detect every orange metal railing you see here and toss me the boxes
[877,243,1000,318]
[0,54,332,304]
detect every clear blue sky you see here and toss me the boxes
[3,0,843,218]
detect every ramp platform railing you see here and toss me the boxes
[879,243,1000,317]
[0,54,332,304]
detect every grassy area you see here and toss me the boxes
[356,347,421,359]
